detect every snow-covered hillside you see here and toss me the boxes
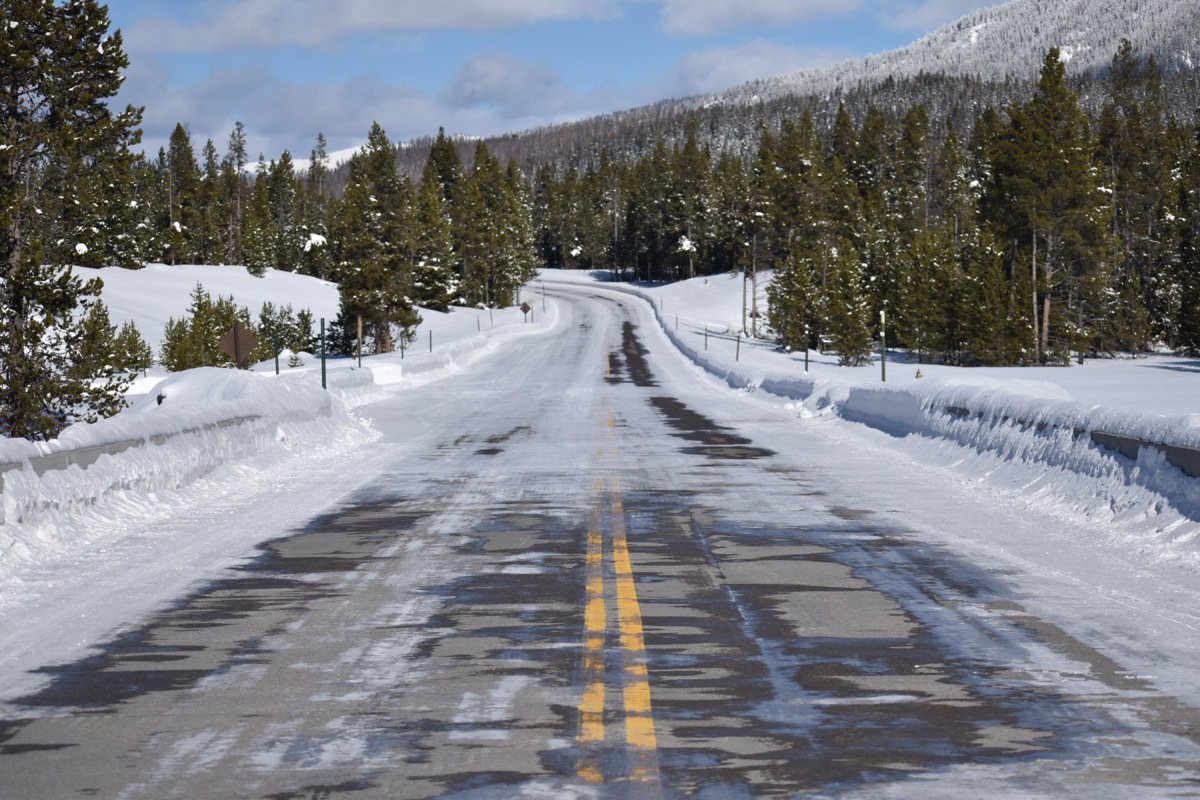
[741,0,1200,102]
[84,263,342,353]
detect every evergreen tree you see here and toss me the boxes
[455,143,534,306]
[221,121,250,264]
[669,117,712,279]
[298,133,331,278]
[159,284,253,371]
[704,153,749,276]
[329,123,420,352]
[1,0,143,439]
[164,123,202,265]
[114,321,154,373]
[71,302,148,405]
[1098,40,1170,350]
[241,155,276,277]
[427,127,465,206]
[412,149,459,309]
[820,240,874,366]
[992,49,1116,363]
[267,150,300,272]
[195,139,226,266]
[1177,113,1200,355]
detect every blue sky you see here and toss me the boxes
[106,0,997,163]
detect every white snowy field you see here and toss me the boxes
[0,263,1198,722]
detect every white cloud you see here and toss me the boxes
[440,52,594,118]
[874,0,995,32]
[652,0,862,38]
[658,40,855,96]
[119,58,612,163]
[126,0,620,53]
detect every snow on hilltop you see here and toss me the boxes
[727,0,1200,103]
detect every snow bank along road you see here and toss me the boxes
[2,284,1200,798]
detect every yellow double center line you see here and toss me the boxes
[577,407,661,788]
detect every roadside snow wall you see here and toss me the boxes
[0,367,371,526]
[565,278,1200,523]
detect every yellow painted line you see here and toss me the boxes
[610,476,661,783]
[576,491,607,782]
[578,408,661,789]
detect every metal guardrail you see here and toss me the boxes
[943,406,1200,478]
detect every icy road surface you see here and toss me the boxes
[2,285,1200,798]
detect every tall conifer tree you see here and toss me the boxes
[1,0,142,439]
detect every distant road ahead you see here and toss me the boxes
[2,285,1198,798]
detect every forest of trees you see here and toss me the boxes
[532,43,1200,367]
[4,0,1199,440]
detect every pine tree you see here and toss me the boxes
[427,127,465,207]
[70,301,141,414]
[669,117,712,279]
[820,240,874,366]
[1098,40,1170,350]
[163,123,202,265]
[298,133,331,278]
[1177,113,1200,355]
[241,156,276,277]
[159,284,253,371]
[1,0,143,439]
[992,49,1117,363]
[195,139,226,266]
[267,150,300,272]
[114,321,154,373]
[455,142,533,307]
[412,149,459,310]
[221,121,250,264]
[329,123,420,352]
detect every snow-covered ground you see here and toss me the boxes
[1,264,1198,713]
[545,270,1200,557]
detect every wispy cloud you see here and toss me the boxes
[440,52,600,118]
[660,40,856,96]
[652,0,863,38]
[126,0,621,52]
[874,0,995,32]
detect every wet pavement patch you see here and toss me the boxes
[7,503,429,715]
[649,395,775,460]
[609,489,1123,796]
[612,321,657,387]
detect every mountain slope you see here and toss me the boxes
[738,0,1199,104]
[383,0,1200,182]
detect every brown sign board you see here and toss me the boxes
[219,323,258,368]
[520,302,531,315]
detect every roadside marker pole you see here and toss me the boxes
[736,334,741,362]
[320,318,327,390]
[880,309,887,383]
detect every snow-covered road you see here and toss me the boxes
[1,283,1199,798]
